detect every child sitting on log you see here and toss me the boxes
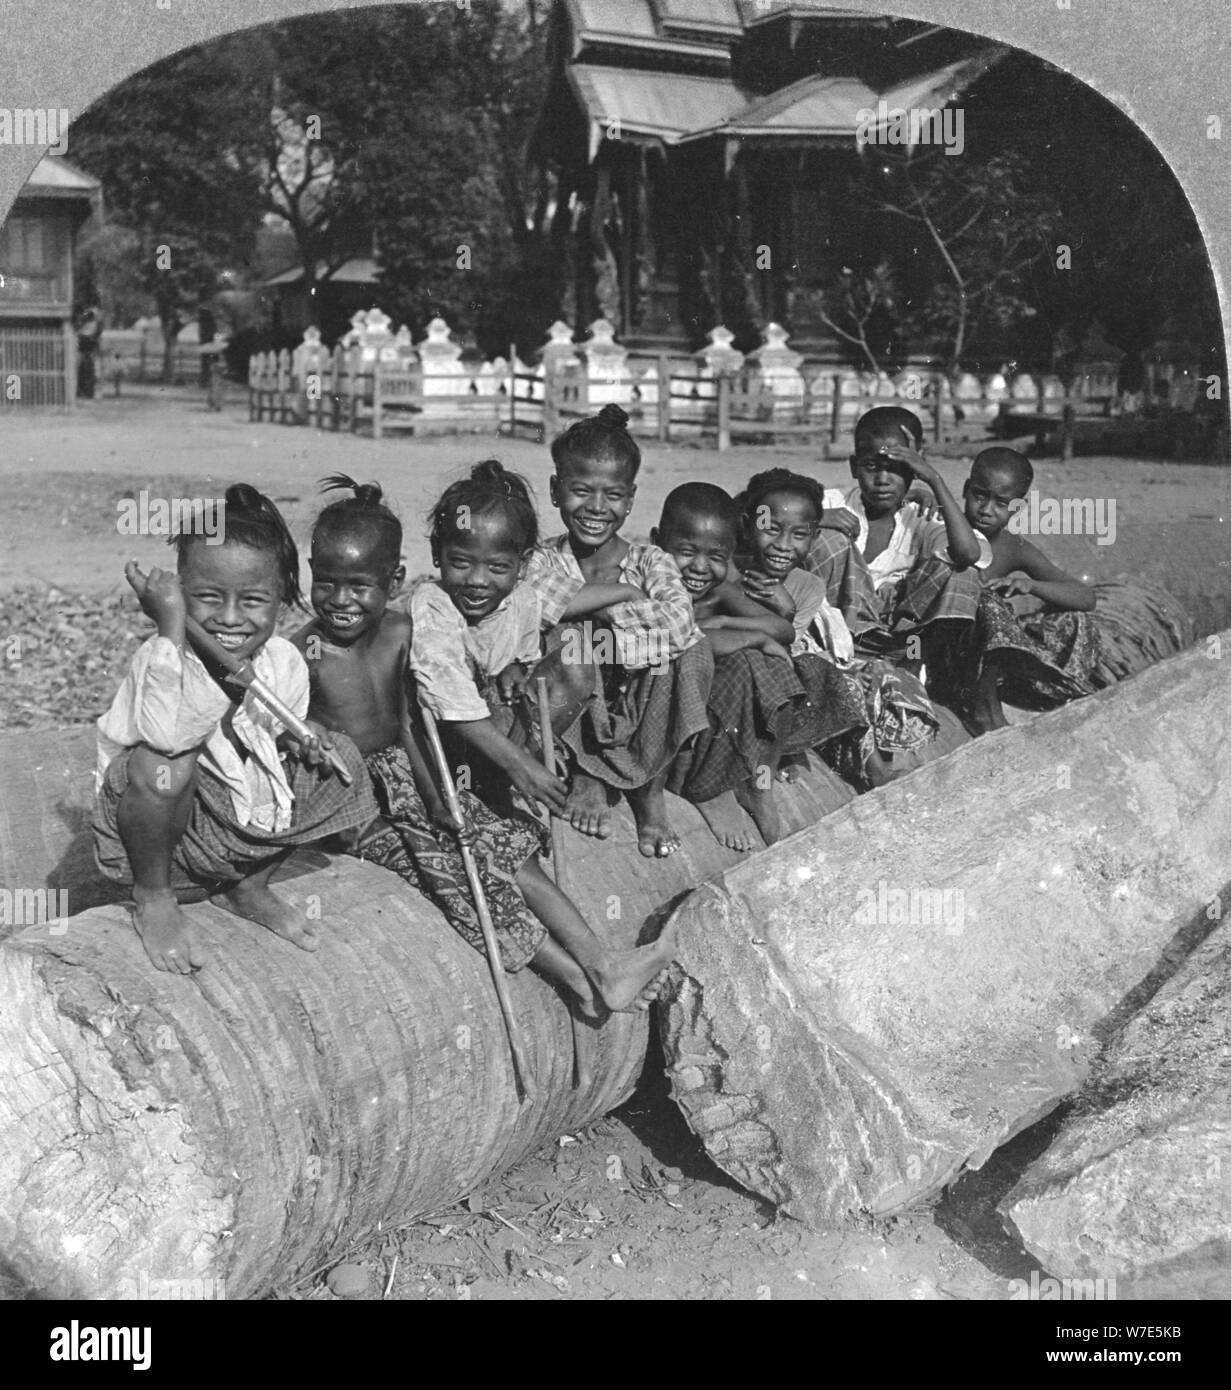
[298,471,674,1016]
[805,406,986,681]
[735,469,937,791]
[93,484,377,975]
[655,480,866,849]
[526,403,714,858]
[944,447,1102,733]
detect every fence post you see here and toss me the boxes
[933,372,943,442]
[508,341,517,435]
[657,355,670,442]
[830,373,842,444]
[717,372,731,452]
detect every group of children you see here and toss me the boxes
[94,402,1122,1008]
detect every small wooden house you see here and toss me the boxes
[0,155,101,405]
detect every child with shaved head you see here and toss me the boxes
[948,446,1102,732]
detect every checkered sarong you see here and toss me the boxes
[94,734,377,891]
[668,648,866,803]
[561,635,714,791]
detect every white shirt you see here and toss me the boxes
[824,485,992,591]
[96,633,308,833]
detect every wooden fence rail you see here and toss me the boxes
[246,312,1203,451]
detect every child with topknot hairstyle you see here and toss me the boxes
[93,483,377,975]
[368,460,677,1016]
[527,404,714,858]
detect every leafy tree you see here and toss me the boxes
[859,149,1057,375]
[69,45,264,378]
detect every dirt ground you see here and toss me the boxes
[1,382,1228,1301]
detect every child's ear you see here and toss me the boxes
[548,474,560,507]
[649,525,659,548]
[429,540,441,569]
[849,455,859,478]
[388,563,407,596]
[518,548,532,580]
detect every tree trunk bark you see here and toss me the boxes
[0,728,858,1298]
[657,637,1231,1228]
[1001,917,1231,1299]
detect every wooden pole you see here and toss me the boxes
[418,702,536,1104]
[657,354,670,442]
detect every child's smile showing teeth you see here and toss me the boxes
[210,631,250,652]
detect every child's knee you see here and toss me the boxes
[125,745,199,801]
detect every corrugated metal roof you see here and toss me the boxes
[568,64,748,144]
[570,0,658,41]
[680,51,1003,141]
[18,154,99,195]
[657,0,743,32]
[739,0,885,26]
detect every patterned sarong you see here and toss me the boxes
[93,734,377,891]
[356,744,548,972]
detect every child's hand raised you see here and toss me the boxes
[125,560,186,639]
[741,570,798,621]
[820,507,861,540]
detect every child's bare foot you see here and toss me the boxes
[696,790,758,851]
[776,753,808,784]
[627,782,680,858]
[131,889,206,974]
[564,773,614,838]
[966,670,1009,736]
[735,780,782,846]
[211,877,320,952]
[587,923,678,1013]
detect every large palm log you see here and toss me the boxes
[0,728,859,1299]
[657,637,1230,1227]
[1001,919,1231,1298]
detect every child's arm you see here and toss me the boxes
[600,547,701,666]
[560,582,645,618]
[445,716,567,813]
[703,580,796,644]
[990,541,1097,612]
[704,626,792,661]
[879,442,981,568]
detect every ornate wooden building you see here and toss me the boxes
[531,0,999,355]
[0,155,100,405]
